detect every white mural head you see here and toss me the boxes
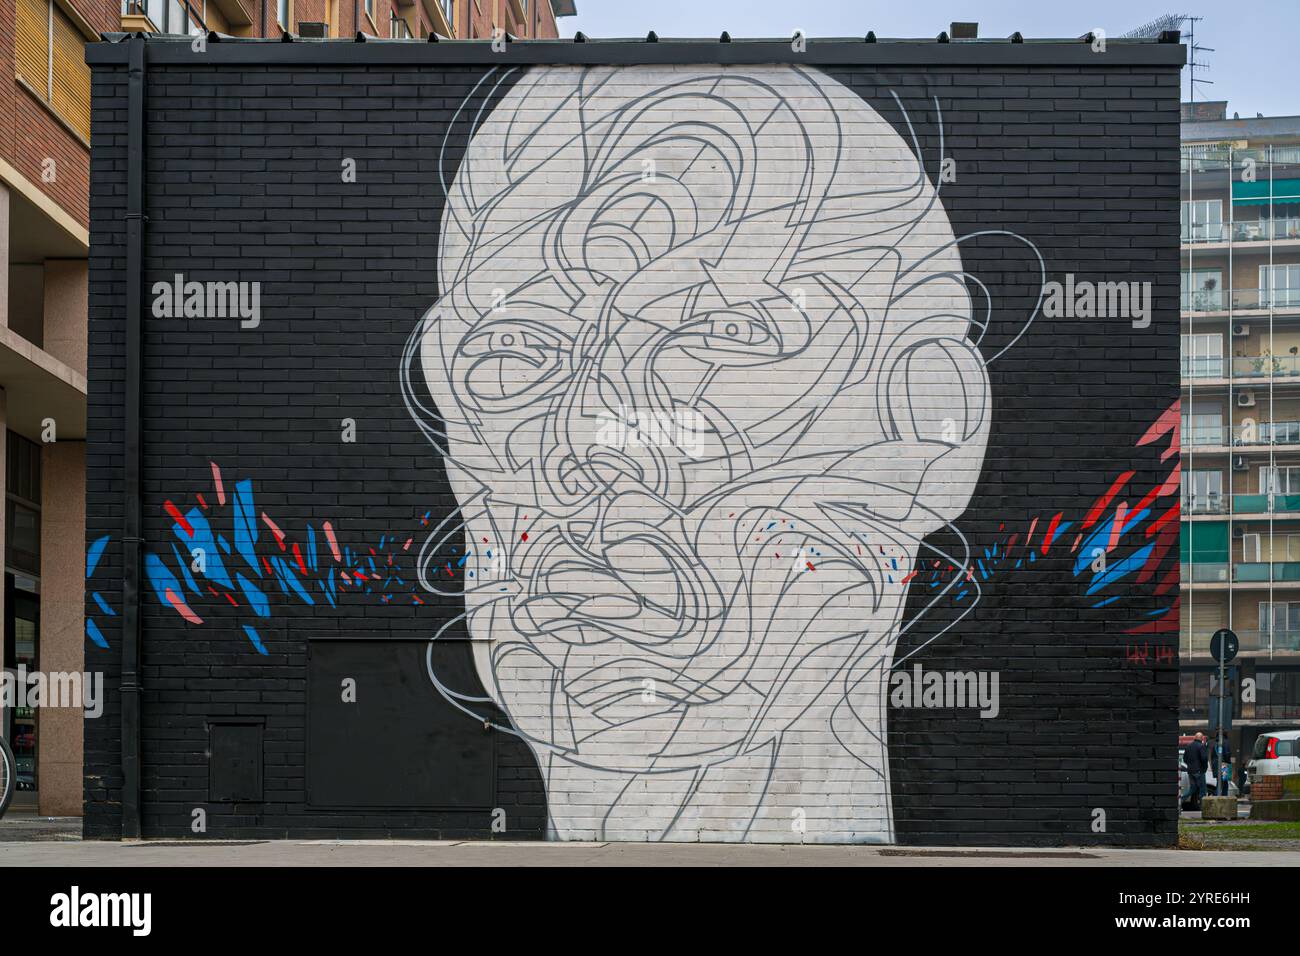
[408,64,991,840]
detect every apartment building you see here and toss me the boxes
[118,0,572,39]
[1181,101,1300,762]
[2,0,573,819]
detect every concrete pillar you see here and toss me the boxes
[41,259,88,377]
[38,440,85,817]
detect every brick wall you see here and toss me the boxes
[86,43,1182,845]
[1,0,118,229]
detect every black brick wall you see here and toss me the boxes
[87,53,1181,844]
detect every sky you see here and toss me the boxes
[558,0,1299,119]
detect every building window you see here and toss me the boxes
[1182,400,1224,447]
[1181,469,1223,514]
[441,0,455,33]
[16,0,91,142]
[390,13,411,37]
[1181,269,1222,312]
[1261,264,1300,308]
[278,0,290,27]
[1181,199,1222,242]
[1181,332,1223,379]
[365,0,375,23]
[1256,670,1300,718]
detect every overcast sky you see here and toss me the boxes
[558,1,1298,119]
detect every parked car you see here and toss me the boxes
[1247,730,1300,781]
[1179,744,1238,810]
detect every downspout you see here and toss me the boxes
[121,34,147,841]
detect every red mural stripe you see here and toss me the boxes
[1040,513,1064,556]
[210,461,226,506]
[1082,471,1135,530]
[164,500,194,537]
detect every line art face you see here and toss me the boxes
[406,65,998,842]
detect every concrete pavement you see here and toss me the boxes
[1,838,1299,866]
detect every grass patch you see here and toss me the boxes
[1183,821,1300,840]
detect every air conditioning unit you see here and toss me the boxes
[297,21,328,38]
[1238,390,1257,407]
[1233,455,1250,471]
[1233,323,1250,337]
[1233,525,1247,538]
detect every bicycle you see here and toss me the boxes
[0,733,14,820]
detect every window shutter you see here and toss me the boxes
[51,4,91,141]
[16,0,49,98]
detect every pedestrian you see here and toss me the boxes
[1211,736,1234,797]
[1184,732,1209,810]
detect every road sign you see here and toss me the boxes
[1210,628,1239,663]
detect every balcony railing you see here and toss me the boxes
[1235,561,1300,583]
[1234,493,1300,514]
[1183,421,1300,447]
[1181,562,1229,583]
[1232,354,1300,379]
[1183,494,1226,514]
[1182,219,1300,244]
[1231,218,1300,242]
[1238,630,1300,653]
[1182,356,1226,378]
[1182,287,1300,312]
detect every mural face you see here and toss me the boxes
[411,65,994,842]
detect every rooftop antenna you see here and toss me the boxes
[1122,13,1211,103]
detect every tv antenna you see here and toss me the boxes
[1122,13,1211,103]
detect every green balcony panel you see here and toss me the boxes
[1235,494,1268,513]
[1236,563,1272,582]
[1180,520,1229,564]
[1232,178,1300,206]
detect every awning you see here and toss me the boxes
[1232,178,1300,206]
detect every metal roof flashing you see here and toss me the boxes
[87,33,1188,68]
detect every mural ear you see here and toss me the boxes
[884,336,991,524]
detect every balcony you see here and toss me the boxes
[1182,562,1229,584]
[1237,630,1300,654]
[1182,218,1300,245]
[1183,421,1300,449]
[1235,561,1300,583]
[1182,287,1300,314]
[1232,354,1300,379]
[1234,493,1300,515]
[1183,494,1227,515]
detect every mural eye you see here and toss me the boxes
[460,323,563,364]
[456,320,569,406]
[706,313,772,348]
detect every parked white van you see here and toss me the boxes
[1247,730,1300,779]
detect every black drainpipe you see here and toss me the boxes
[121,34,147,841]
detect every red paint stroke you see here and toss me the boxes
[521,532,529,542]
[1040,513,1064,556]
[1106,503,1130,552]
[323,521,342,562]
[1083,471,1135,530]
[292,541,308,576]
[210,461,226,506]
[261,512,286,550]
[1025,516,1040,552]
[404,538,413,551]
[1070,532,1081,554]
[901,570,917,585]
[1137,400,1181,462]
[1136,524,1178,586]
[1147,501,1180,537]
[164,500,194,537]
[223,592,239,608]
[261,556,275,579]
[805,561,815,572]
[196,493,208,510]
[164,587,203,625]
